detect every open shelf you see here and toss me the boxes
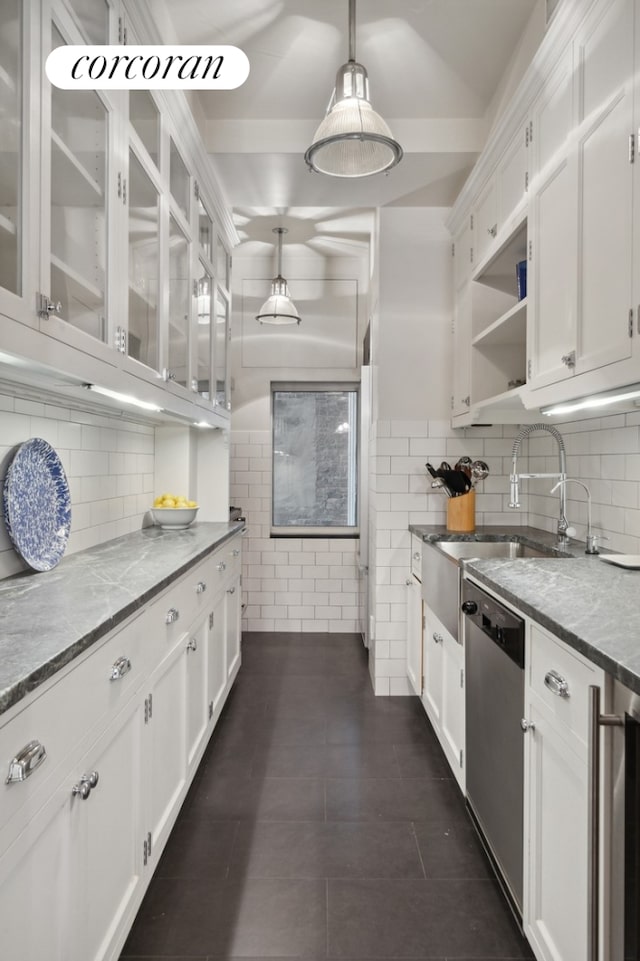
[473,214,527,295]
[472,298,527,348]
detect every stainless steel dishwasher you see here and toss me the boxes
[461,578,525,917]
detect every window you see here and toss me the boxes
[271,384,359,536]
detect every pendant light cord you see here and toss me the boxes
[276,228,284,277]
[348,0,356,62]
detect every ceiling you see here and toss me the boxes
[152,0,540,251]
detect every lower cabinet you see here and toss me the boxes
[0,532,243,961]
[422,605,465,791]
[521,621,605,961]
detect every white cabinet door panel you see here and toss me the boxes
[406,576,423,697]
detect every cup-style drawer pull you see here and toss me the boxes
[6,740,47,783]
[216,561,226,572]
[110,656,131,681]
[186,637,198,652]
[165,607,180,624]
[432,632,443,644]
[544,669,570,698]
[196,581,207,594]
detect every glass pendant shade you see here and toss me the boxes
[304,1,403,178]
[256,228,301,326]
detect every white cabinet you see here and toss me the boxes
[0,0,235,426]
[0,532,242,961]
[422,606,465,790]
[406,576,423,697]
[522,621,605,961]
[527,48,577,392]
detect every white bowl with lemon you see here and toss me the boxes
[150,494,199,530]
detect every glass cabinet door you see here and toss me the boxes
[67,0,110,44]
[129,91,159,169]
[169,139,190,222]
[0,0,22,301]
[168,215,190,388]
[48,23,109,343]
[215,289,230,409]
[195,263,212,399]
[127,149,160,372]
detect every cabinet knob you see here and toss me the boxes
[232,549,240,557]
[544,669,570,698]
[216,561,226,572]
[432,632,443,644]
[520,718,536,733]
[462,395,470,407]
[6,740,47,784]
[227,586,236,595]
[186,637,198,652]
[72,771,99,800]
[196,581,207,594]
[561,350,576,368]
[165,607,180,624]
[109,656,131,681]
[413,552,421,561]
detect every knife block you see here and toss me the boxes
[446,489,476,532]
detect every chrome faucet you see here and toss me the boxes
[509,423,570,542]
[550,478,600,554]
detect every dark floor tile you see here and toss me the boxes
[326,777,466,822]
[182,775,326,821]
[393,740,453,779]
[154,820,238,880]
[251,743,328,778]
[327,879,533,958]
[326,707,435,746]
[196,737,257,780]
[324,742,402,778]
[122,878,327,957]
[413,819,493,880]
[229,821,425,879]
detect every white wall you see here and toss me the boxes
[0,392,155,580]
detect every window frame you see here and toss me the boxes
[270,381,360,538]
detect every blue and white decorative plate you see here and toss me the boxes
[3,438,72,572]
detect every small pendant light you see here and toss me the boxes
[255,227,301,326]
[304,0,403,178]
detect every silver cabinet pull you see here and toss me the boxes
[72,770,99,800]
[227,586,236,595]
[110,656,131,681]
[544,669,570,698]
[196,581,207,594]
[587,686,623,961]
[165,607,180,624]
[216,561,226,572]
[6,740,47,783]
[432,631,443,644]
[186,637,198,652]
[520,718,535,733]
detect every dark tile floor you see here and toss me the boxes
[120,632,533,961]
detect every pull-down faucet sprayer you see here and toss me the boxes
[509,423,570,543]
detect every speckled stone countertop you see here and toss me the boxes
[410,523,640,695]
[0,522,243,718]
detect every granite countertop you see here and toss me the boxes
[0,522,243,718]
[410,523,640,696]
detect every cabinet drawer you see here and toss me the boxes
[0,611,145,851]
[528,621,603,746]
[212,537,242,586]
[146,557,213,642]
[411,535,423,581]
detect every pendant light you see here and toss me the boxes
[304,0,403,178]
[255,227,301,326]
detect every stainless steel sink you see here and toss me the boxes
[434,540,556,561]
[422,538,564,643]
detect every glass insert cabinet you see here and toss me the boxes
[0,0,233,416]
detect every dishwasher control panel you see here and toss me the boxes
[461,580,525,668]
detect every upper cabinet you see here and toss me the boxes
[448,0,640,423]
[0,0,236,425]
